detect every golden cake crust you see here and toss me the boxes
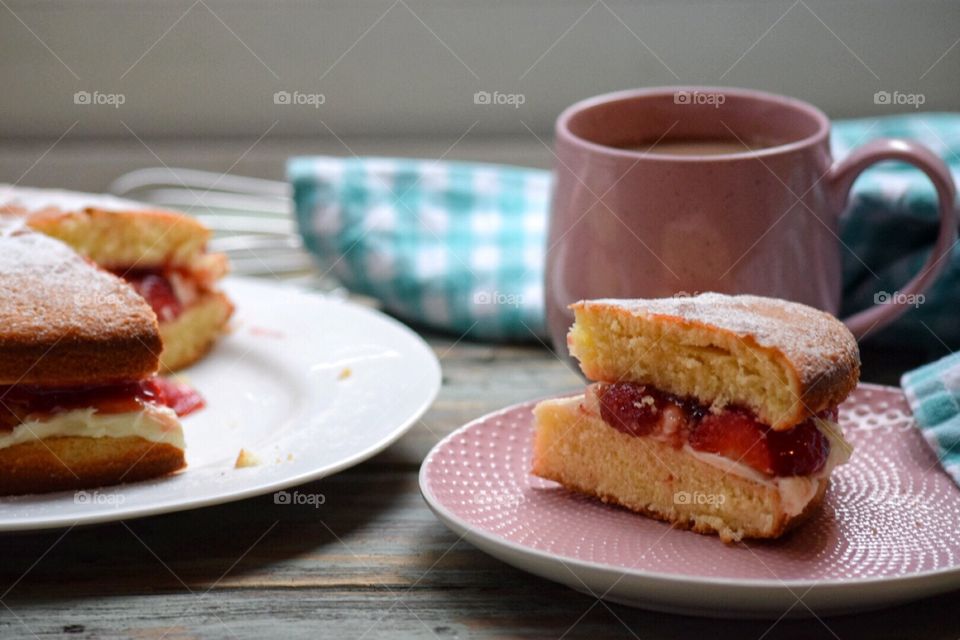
[0,184,209,269]
[0,435,185,495]
[0,230,161,385]
[569,294,860,430]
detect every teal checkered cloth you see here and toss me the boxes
[902,352,960,486]
[289,114,960,346]
[289,156,549,341]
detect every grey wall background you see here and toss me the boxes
[2,0,958,140]
[1,0,958,189]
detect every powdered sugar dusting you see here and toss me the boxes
[0,184,149,215]
[0,231,153,343]
[581,293,860,391]
[0,216,27,236]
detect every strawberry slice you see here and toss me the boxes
[767,420,830,476]
[146,378,206,417]
[690,410,776,474]
[689,409,829,476]
[597,383,662,437]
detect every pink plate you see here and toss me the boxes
[419,384,960,618]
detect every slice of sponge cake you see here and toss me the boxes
[533,293,858,542]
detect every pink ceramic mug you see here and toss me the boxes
[546,86,957,356]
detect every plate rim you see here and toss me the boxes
[418,382,960,593]
[0,277,441,532]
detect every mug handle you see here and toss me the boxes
[827,138,958,338]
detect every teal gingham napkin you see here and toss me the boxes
[902,353,960,486]
[289,156,549,341]
[289,114,960,347]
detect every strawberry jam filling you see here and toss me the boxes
[119,269,183,322]
[0,377,204,431]
[594,382,832,477]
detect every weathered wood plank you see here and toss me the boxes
[6,587,960,640]
[1,470,958,639]
[378,337,583,466]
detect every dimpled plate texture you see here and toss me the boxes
[420,384,960,618]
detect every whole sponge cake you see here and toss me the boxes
[533,293,859,542]
[0,229,160,385]
[0,184,233,372]
[568,294,860,430]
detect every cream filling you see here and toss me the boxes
[683,436,850,517]
[168,270,202,308]
[582,389,854,517]
[0,405,185,451]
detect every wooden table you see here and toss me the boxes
[0,138,955,637]
[1,328,957,640]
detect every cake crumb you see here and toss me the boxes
[235,448,261,468]
[338,367,352,380]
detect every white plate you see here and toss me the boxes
[0,277,440,531]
